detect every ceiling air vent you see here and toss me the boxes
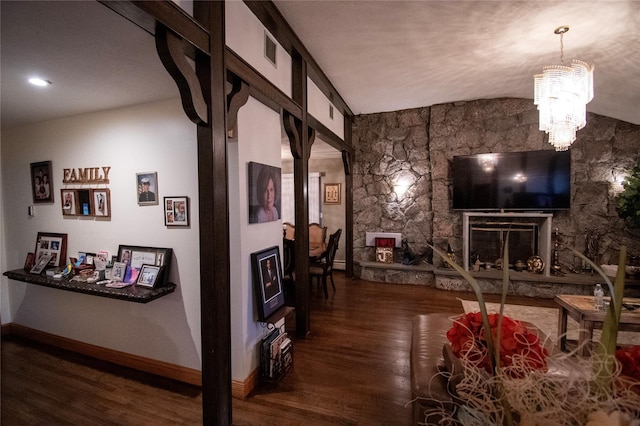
[264,32,277,67]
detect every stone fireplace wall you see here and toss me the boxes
[352,97,640,273]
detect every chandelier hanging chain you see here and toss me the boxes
[559,31,564,64]
[554,25,569,64]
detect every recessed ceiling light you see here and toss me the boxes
[28,78,52,87]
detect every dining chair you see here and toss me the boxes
[308,222,327,244]
[309,228,341,298]
[283,222,295,240]
[282,238,296,306]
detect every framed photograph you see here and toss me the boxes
[111,261,127,282]
[324,183,341,205]
[60,189,77,216]
[23,252,35,271]
[76,189,93,216]
[248,162,281,224]
[33,232,67,268]
[251,246,285,322]
[30,161,54,203]
[164,196,189,226]
[117,245,172,287]
[92,189,111,218]
[29,253,53,274]
[137,172,158,205]
[136,264,162,287]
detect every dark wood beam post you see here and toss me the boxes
[283,50,313,337]
[193,2,231,425]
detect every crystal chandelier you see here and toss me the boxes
[534,26,594,151]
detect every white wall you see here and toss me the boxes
[229,96,284,380]
[226,1,292,97]
[308,78,344,139]
[0,98,202,371]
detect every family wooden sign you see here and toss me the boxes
[63,167,111,184]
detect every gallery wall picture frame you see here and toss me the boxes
[117,245,172,287]
[248,162,281,224]
[30,161,54,203]
[136,264,163,287]
[137,171,158,205]
[251,245,285,322]
[92,188,111,218]
[323,183,341,205]
[33,232,67,268]
[60,189,77,216]
[164,196,189,226]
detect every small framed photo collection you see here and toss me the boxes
[32,232,68,271]
[164,196,189,226]
[60,188,110,218]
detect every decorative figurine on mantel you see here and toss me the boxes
[401,239,415,265]
[551,227,563,275]
[444,243,457,268]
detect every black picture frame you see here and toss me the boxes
[248,162,281,224]
[117,245,172,287]
[136,264,163,288]
[30,161,54,203]
[164,196,189,226]
[251,245,285,322]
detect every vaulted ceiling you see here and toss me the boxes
[2,1,639,135]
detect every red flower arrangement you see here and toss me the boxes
[615,345,640,382]
[446,312,548,375]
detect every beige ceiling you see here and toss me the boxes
[2,1,639,137]
[274,0,640,125]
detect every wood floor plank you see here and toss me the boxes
[2,272,552,424]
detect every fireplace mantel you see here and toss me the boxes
[462,212,553,277]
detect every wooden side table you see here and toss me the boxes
[555,294,640,356]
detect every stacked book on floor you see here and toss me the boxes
[261,327,293,381]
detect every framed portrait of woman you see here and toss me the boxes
[248,162,281,224]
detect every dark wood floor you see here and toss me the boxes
[1,272,556,425]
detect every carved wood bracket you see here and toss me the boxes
[226,74,250,138]
[155,24,208,125]
[282,112,316,161]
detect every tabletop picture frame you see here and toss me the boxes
[30,161,54,203]
[33,232,67,268]
[164,196,189,226]
[323,183,341,205]
[117,245,172,287]
[251,245,285,322]
[136,264,163,287]
[111,261,127,282]
[29,253,53,274]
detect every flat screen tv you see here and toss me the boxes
[452,150,571,211]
